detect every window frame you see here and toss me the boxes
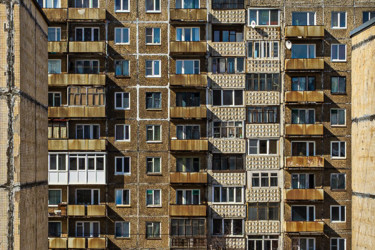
[250,172,278,188]
[176,124,201,140]
[330,173,346,190]
[114,27,130,45]
[145,60,161,77]
[146,222,161,239]
[330,238,346,250]
[75,27,100,42]
[75,189,100,205]
[145,27,161,45]
[48,27,61,41]
[331,76,346,94]
[75,0,98,8]
[146,189,162,207]
[291,108,316,124]
[212,218,244,236]
[48,59,62,74]
[293,238,316,250]
[330,205,346,222]
[48,92,62,107]
[115,221,130,238]
[146,157,162,174]
[247,202,280,221]
[76,124,100,139]
[75,60,100,74]
[291,173,315,189]
[363,11,375,23]
[247,41,279,59]
[39,0,61,8]
[176,59,200,74]
[248,139,278,155]
[291,44,316,59]
[211,57,245,74]
[114,156,131,175]
[146,125,162,142]
[292,11,316,26]
[48,221,62,237]
[115,189,131,206]
[176,189,201,205]
[114,0,130,12]
[114,60,130,77]
[212,89,244,107]
[213,121,244,139]
[212,186,244,204]
[176,27,200,42]
[291,141,316,156]
[248,9,280,27]
[331,44,347,62]
[114,92,130,110]
[291,205,316,221]
[115,124,131,141]
[48,189,62,207]
[331,11,347,29]
[330,108,346,126]
[75,221,100,237]
[330,141,346,159]
[145,0,161,13]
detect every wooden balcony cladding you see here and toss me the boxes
[170,8,207,22]
[48,73,106,86]
[48,139,106,151]
[48,106,106,118]
[171,140,208,151]
[49,237,67,249]
[170,106,207,119]
[170,74,207,87]
[285,58,324,70]
[285,91,324,103]
[68,8,106,20]
[285,156,324,168]
[285,124,323,136]
[43,8,68,22]
[210,42,246,57]
[210,9,246,24]
[87,205,106,216]
[68,238,86,249]
[170,205,207,216]
[67,205,85,216]
[170,172,207,184]
[285,189,324,201]
[88,238,106,249]
[69,41,105,53]
[285,26,324,38]
[170,41,206,54]
[48,42,67,53]
[285,221,324,233]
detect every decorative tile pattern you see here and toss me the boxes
[246,27,281,40]
[210,172,246,186]
[247,59,280,73]
[210,205,246,218]
[210,74,246,89]
[209,107,246,121]
[210,139,246,153]
[210,42,246,57]
[246,156,280,170]
[246,188,281,202]
[246,124,280,138]
[245,221,280,234]
[210,237,246,249]
[211,9,246,24]
[245,91,280,105]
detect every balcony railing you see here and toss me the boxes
[48,73,106,86]
[210,9,246,24]
[48,41,68,53]
[170,205,207,216]
[43,8,68,22]
[48,139,106,151]
[210,42,246,57]
[67,205,106,217]
[170,139,208,151]
[285,124,323,136]
[48,106,106,118]
[68,8,106,20]
[170,74,207,87]
[170,8,207,22]
[170,172,207,184]
[69,41,105,53]
[49,237,67,249]
[285,221,324,233]
[285,91,324,103]
[48,203,67,217]
[171,237,207,248]
[67,237,106,249]
[285,189,324,201]
[285,26,324,38]
[170,106,207,119]
[170,41,206,54]
[285,58,324,70]
[285,156,324,168]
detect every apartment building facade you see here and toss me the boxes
[42,0,375,249]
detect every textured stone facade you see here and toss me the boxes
[246,156,280,170]
[210,205,247,218]
[210,139,247,154]
[245,221,280,234]
[210,172,246,186]
[246,124,280,138]
[210,74,246,89]
[245,91,280,105]
[246,188,281,202]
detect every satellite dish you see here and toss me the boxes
[286,40,292,50]
[250,20,256,29]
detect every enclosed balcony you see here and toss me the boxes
[170,106,207,119]
[48,139,106,151]
[170,172,207,184]
[285,26,324,38]
[285,58,324,71]
[170,205,207,216]
[48,106,106,118]
[285,156,324,168]
[49,237,67,249]
[170,8,207,22]
[48,42,68,53]
[69,41,105,53]
[48,73,106,86]
[170,74,207,87]
[68,8,106,21]
[285,124,323,136]
[67,205,106,217]
[170,41,206,55]
[285,221,324,233]
[285,189,324,201]
[170,139,208,151]
[285,91,324,103]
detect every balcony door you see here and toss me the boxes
[76,189,100,205]
[76,221,100,237]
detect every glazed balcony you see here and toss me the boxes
[285,91,324,103]
[43,8,68,22]
[68,8,106,20]
[170,74,207,87]
[210,42,246,57]
[170,106,207,119]
[67,205,106,217]
[48,73,106,86]
[67,237,106,249]
[169,205,207,216]
[285,156,324,168]
[69,41,105,53]
[170,172,207,184]
[285,58,324,71]
[285,26,324,38]
[170,139,208,151]
[49,237,67,249]
[170,8,207,22]
[48,139,106,151]
[48,41,68,53]
[285,189,324,201]
[48,106,106,118]
[170,41,206,55]
[285,221,324,233]
[285,124,324,136]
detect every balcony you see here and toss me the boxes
[285,91,324,103]
[171,237,207,249]
[285,156,324,168]
[170,172,207,184]
[43,8,68,22]
[170,106,207,119]
[68,8,106,20]
[68,238,85,249]
[48,139,106,151]
[210,138,246,154]
[48,42,68,53]
[67,237,106,249]
[171,139,208,151]
[170,205,207,216]
[69,41,105,53]
[170,8,207,22]
[48,106,106,118]
[285,58,324,71]
[246,221,280,234]
[210,9,246,24]
[285,26,324,38]
[49,237,67,249]
[67,205,106,217]
[88,238,106,249]
[210,42,246,57]
[48,203,67,217]
[170,74,207,87]
[285,124,323,136]
[170,41,206,55]
[285,221,324,233]
[285,189,324,201]
[48,73,106,86]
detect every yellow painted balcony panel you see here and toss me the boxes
[68,8,106,20]
[88,238,106,249]
[170,139,208,151]
[48,73,106,86]
[48,106,106,118]
[285,26,324,38]
[69,41,105,53]
[170,172,207,184]
[68,238,86,249]
[285,58,324,70]
[170,8,207,22]
[285,221,324,233]
[87,205,106,216]
[285,124,323,136]
[48,139,106,151]
[285,189,324,201]
[48,41,67,53]
[285,156,324,168]
[170,205,207,216]
[285,91,324,103]
[49,237,67,249]
[170,106,207,119]
[67,205,85,216]
[170,74,207,87]
[43,8,68,22]
[170,41,206,54]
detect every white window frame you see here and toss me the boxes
[76,124,100,139]
[248,41,279,59]
[114,0,130,12]
[146,92,161,109]
[115,124,131,141]
[250,172,278,188]
[146,189,161,207]
[212,218,244,237]
[146,157,162,174]
[291,109,316,124]
[291,44,316,59]
[48,59,62,74]
[145,28,161,45]
[212,89,244,107]
[75,189,100,205]
[40,0,61,8]
[291,205,315,221]
[146,125,161,142]
[248,236,279,250]
[48,189,62,207]
[331,12,347,29]
[363,11,375,23]
[248,139,278,155]
[75,0,98,8]
[48,153,68,171]
[176,189,201,205]
[331,44,347,62]
[75,60,99,74]
[48,27,61,41]
[48,92,61,106]
[291,141,316,156]
[213,121,244,139]
[176,124,200,140]
[114,28,130,45]
[146,222,161,238]
[331,141,346,159]
[176,60,200,74]
[291,173,315,189]
[145,0,161,13]
[114,92,130,110]
[114,60,130,77]
[294,238,316,250]
[331,238,346,250]
[248,9,280,27]
[212,186,244,204]
[114,156,131,175]
[115,221,130,238]
[75,27,99,41]
[292,11,316,26]
[330,108,346,126]
[330,205,346,222]
[115,189,131,206]
[176,27,200,42]
[330,173,346,190]
[75,221,100,237]
[145,60,161,77]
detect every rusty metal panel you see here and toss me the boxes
[48,139,106,151]
[170,140,208,151]
[170,41,206,54]
[285,59,324,70]
[87,205,106,217]
[285,124,323,135]
[170,205,207,216]
[170,74,207,87]
[87,238,106,249]
[67,205,85,216]
[68,238,86,248]
[49,238,67,249]
[285,156,324,168]
[170,9,207,22]
[68,8,106,20]
[48,106,106,118]
[43,8,67,22]
[285,26,324,38]
[285,189,324,200]
[69,41,105,53]
[48,73,106,86]
[48,42,67,53]
[285,221,324,233]
[170,172,207,184]
[285,91,324,103]
[170,106,207,119]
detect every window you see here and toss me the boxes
[115,0,129,12]
[292,238,315,250]
[292,12,315,26]
[331,44,346,62]
[212,57,244,74]
[147,157,161,174]
[48,222,61,237]
[176,0,199,9]
[38,0,60,8]
[213,186,243,203]
[146,190,161,206]
[115,92,130,109]
[247,203,279,220]
[331,238,346,250]
[176,27,200,41]
[212,219,243,236]
[146,125,161,141]
[332,12,346,29]
[145,60,161,77]
[115,60,130,77]
[48,189,62,206]
[212,155,243,171]
[331,109,346,126]
[213,26,243,42]
[177,157,200,172]
[176,60,200,74]
[291,44,316,59]
[213,121,243,139]
[48,154,67,171]
[176,92,200,107]
[331,77,346,94]
[248,9,280,26]
[292,109,315,124]
[146,92,161,109]
[292,173,315,189]
[76,189,100,205]
[146,28,161,44]
[171,219,205,237]
[247,107,278,123]
[115,28,130,44]
[68,87,105,106]
[75,27,99,41]
[145,0,160,12]
[291,76,316,91]
[331,206,346,222]
[212,90,243,106]
[363,11,375,23]
[115,125,130,141]
[248,139,278,155]
[176,125,200,139]
[48,60,61,74]
[212,0,243,9]
[251,173,278,187]
[75,60,99,74]
[115,189,130,205]
[146,222,160,238]
[292,206,315,221]
[291,141,315,156]
[248,41,279,59]
[248,236,279,250]
[76,221,100,237]
[115,157,130,175]
[76,124,99,139]
[176,189,200,204]
[48,92,61,107]
[115,222,130,238]
[67,153,105,171]
[48,27,61,41]
[75,0,98,8]
[48,122,67,139]
[331,141,346,159]
[246,73,280,91]
[331,173,346,190]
